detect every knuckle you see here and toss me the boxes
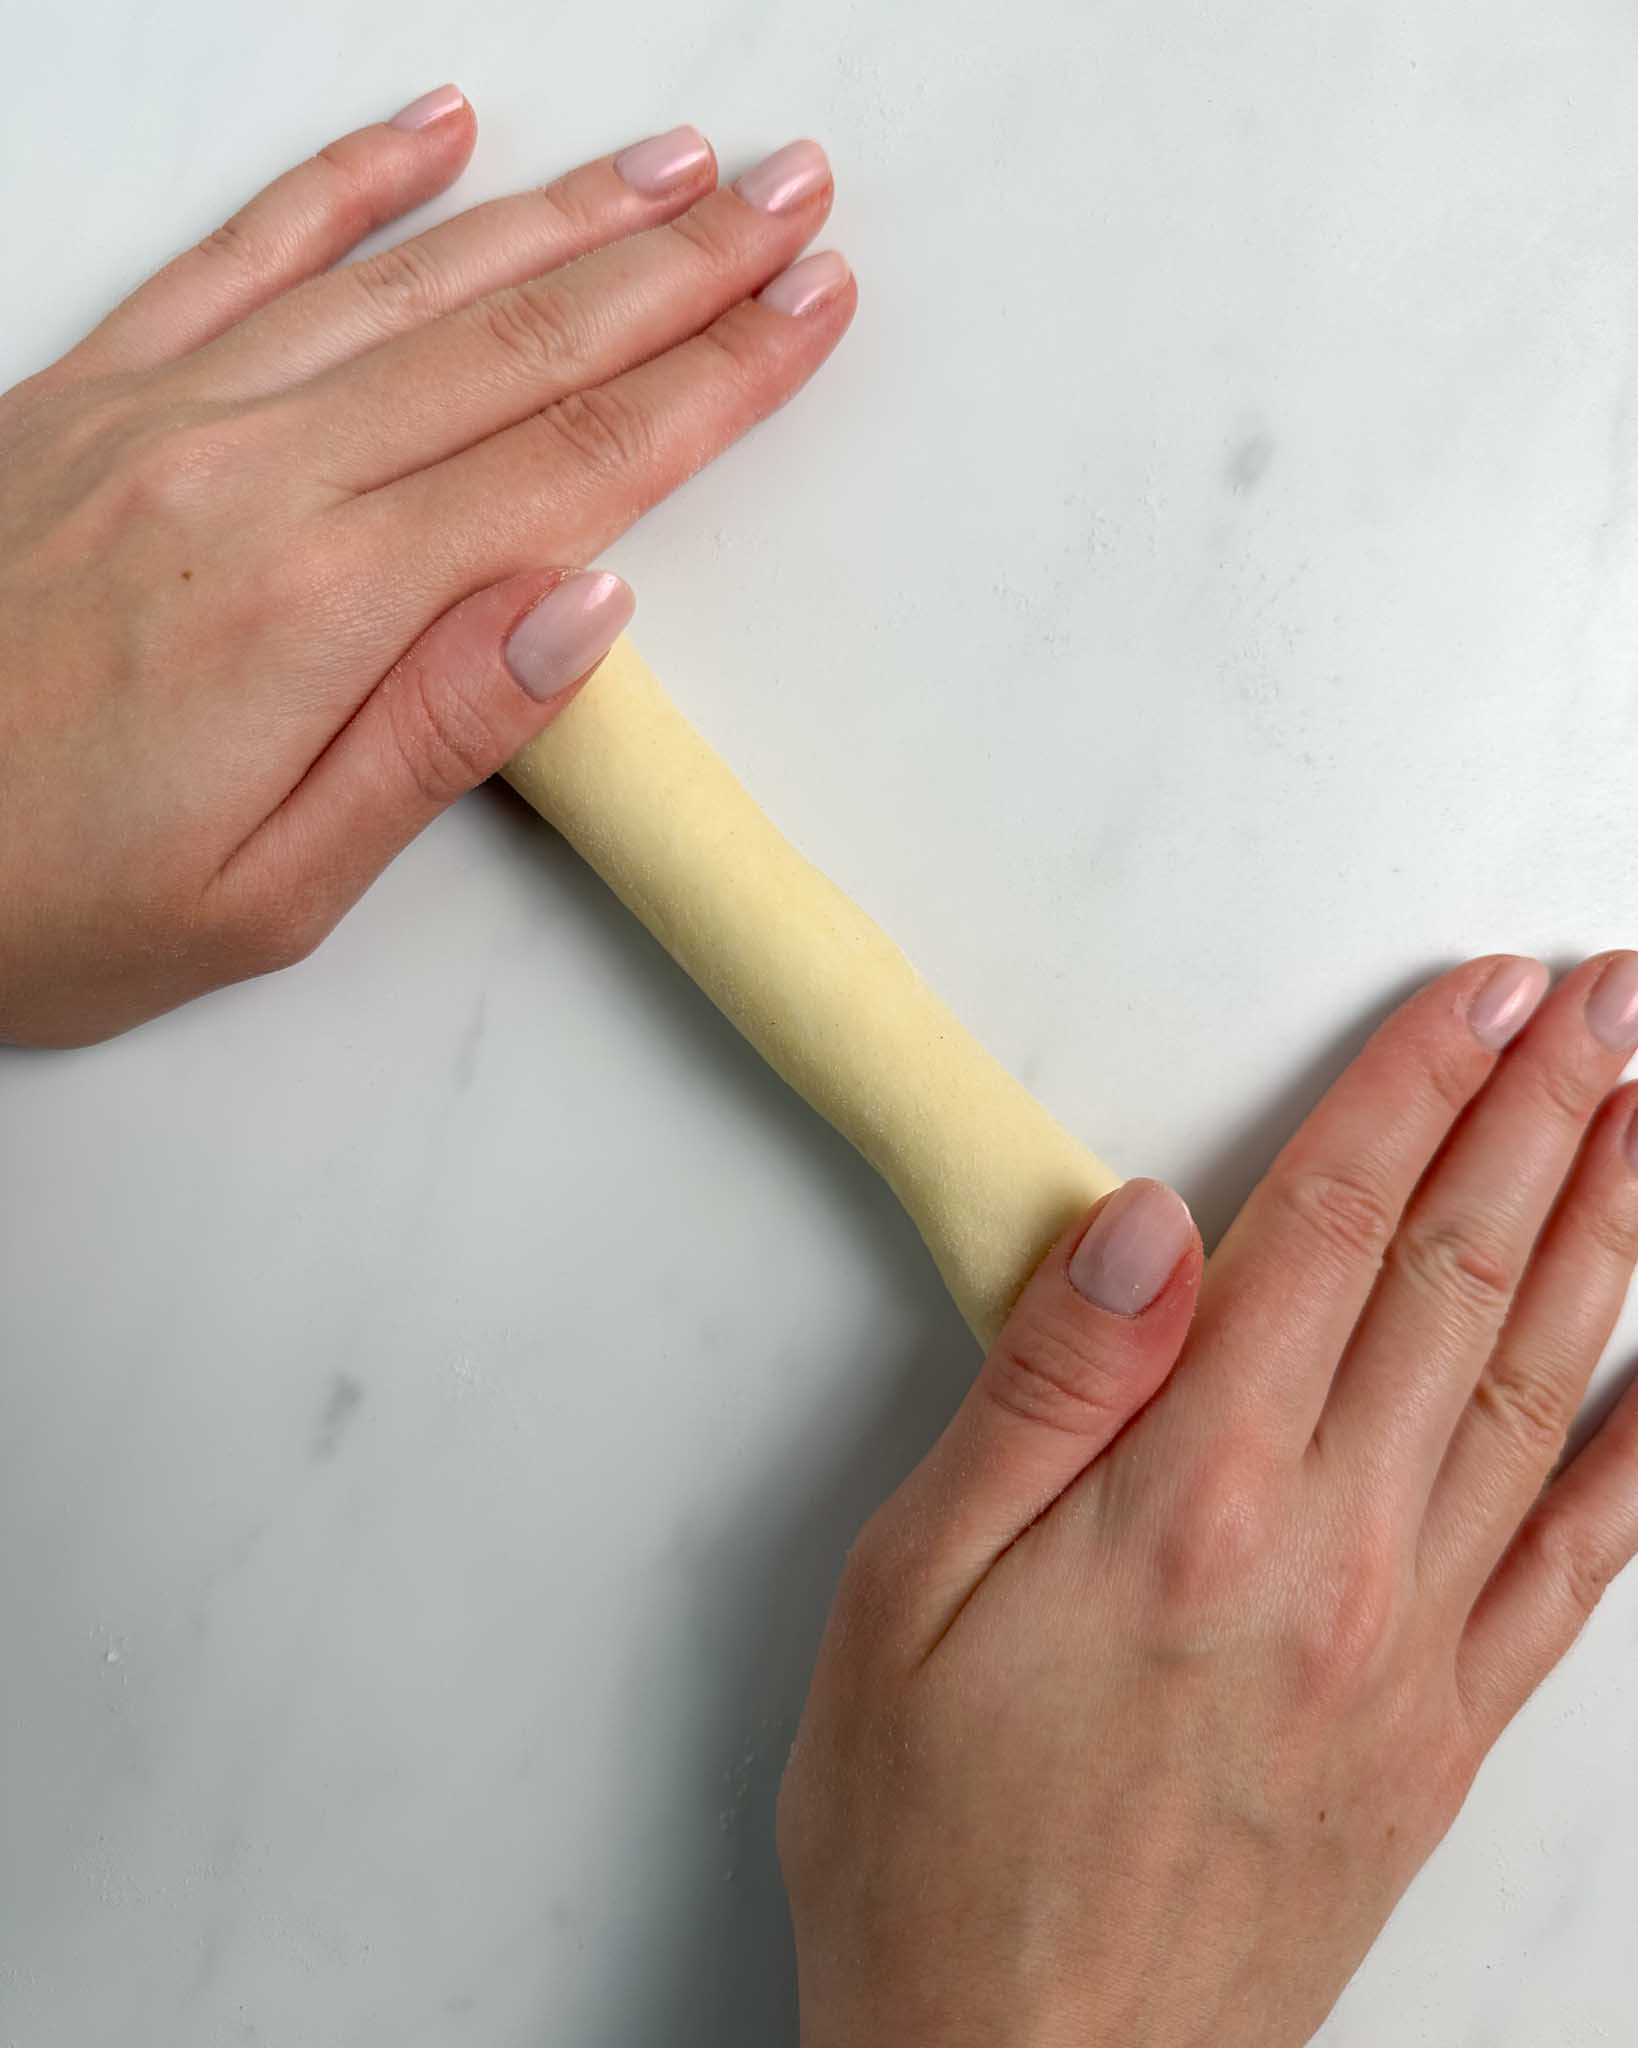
[1421,1038,1484,1118]
[1528,1513,1615,1621]
[665,203,743,274]
[1153,1451,1277,1623]
[695,303,767,379]
[1290,1542,1400,1703]
[388,659,499,811]
[196,214,253,265]
[312,141,377,244]
[532,179,600,245]
[1522,1055,1601,1131]
[1473,1355,1571,1465]
[1577,1189,1638,1268]
[541,382,656,477]
[1274,1164,1399,1271]
[476,280,580,379]
[348,237,442,323]
[118,419,234,516]
[1390,1218,1515,1322]
[983,1317,1131,1440]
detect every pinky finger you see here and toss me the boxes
[50,85,476,383]
[1457,1362,1638,1735]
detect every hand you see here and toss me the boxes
[0,87,854,1045]
[780,953,1638,2047]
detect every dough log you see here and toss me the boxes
[503,636,1120,1347]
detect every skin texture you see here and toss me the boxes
[8,86,1637,2048]
[781,953,1638,2048]
[0,91,855,1045]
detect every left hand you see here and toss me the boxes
[0,88,854,1044]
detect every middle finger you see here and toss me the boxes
[177,126,720,401]
[1319,953,1638,1493]
[338,244,857,621]
[287,140,834,492]
[1174,956,1548,1451]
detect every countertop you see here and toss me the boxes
[4,2,1638,2042]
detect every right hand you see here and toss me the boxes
[781,952,1638,2047]
[0,89,854,1045]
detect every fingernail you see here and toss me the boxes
[758,249,852,318]
[734,139,830,214]
[1068,1180,1194,1317]
[388,84,466,132]
[1468,957,1550,1051]
[1624,1101,1638,1172]
[614,125,712,198]
[1587,954,1638,1054]
[504,571,635,704]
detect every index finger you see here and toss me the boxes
[1180,955,1550,1449]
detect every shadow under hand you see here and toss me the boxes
[601,1313,967,2048]
[477,814,1593,2048]
[480,785,974,2048]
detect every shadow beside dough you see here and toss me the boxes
[483,781,974,2048]
[426,813,1636,2048]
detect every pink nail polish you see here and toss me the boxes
[389,84,466,132]
[614,125,712,198]
[1468,958,1550,1051]
[504,571,635,704]
[1587,955,1638,1054]
[759,249,852,318]
[734,139,830,214]
[1068,1180,1195,1317]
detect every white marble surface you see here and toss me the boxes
[5,2,1638,2041]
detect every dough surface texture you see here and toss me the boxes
[504,637,1120,1346]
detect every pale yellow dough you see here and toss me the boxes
[504,636,1120,1347]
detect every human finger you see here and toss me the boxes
[182,124,717,402]
[293,141,834,490]
[52,86,477,382]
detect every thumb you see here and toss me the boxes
[225,567,634,945]
[852,1180,1202,1650]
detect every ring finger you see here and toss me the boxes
[181,123,719,402]
[339,245,857,625]
[1320,953,1638,1492]
[1173,955,1549,1448]
[1420,1077,1638,1596]
[284,140,835,491]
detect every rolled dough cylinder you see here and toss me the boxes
[503,636,1120,1347]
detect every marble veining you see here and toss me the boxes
[4,2,1638,2043]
